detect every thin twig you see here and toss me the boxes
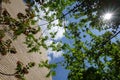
[0,71,16,76]
[39,1,83,27]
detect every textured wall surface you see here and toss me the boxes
[0,0,51,80]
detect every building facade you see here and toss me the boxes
[0,0,51,80]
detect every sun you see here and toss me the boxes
[103,13,113,20]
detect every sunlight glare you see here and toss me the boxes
[103,13,113,20]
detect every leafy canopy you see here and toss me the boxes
[0,0,120,80]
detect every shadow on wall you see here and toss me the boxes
[0,0,11,15]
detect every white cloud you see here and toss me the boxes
[48,20,65,40]
[38,19,64,61]
[35,6,66,61]
[47,48,63,58]
[45,39,63,60]
[55,27,65,40]
[47,56,52,61]
[45,40,53,46]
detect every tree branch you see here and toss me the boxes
[101,30,120,46]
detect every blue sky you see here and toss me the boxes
[49,54,69,80]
